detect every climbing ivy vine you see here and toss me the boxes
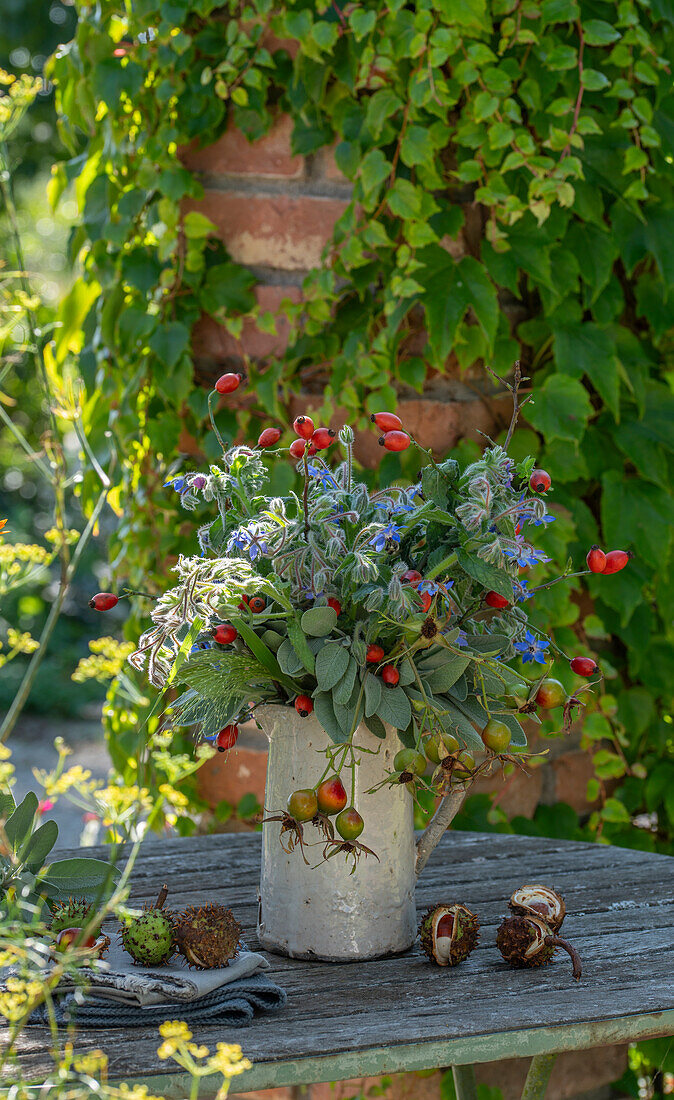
[49,0,674,850]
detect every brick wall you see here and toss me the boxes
[181,113,515,464]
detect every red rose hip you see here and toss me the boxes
[371,412,403,432]
[570,656,598,677]
[529,469,551,493]
[316,776,348,815]
[602,550,631,574]
[485,590,510,609]
[216,724,239,752]
[366,644,385,663]
[248,596,266,613]
[335,807,364,840]
[295,694,314,717]
[535,678,566,709]
[212,623,237,645]
[311,427,336,450]
[379,430,411,452]
[215,372,244,394]
[287,788,318,822]
[89,592,118,611]
[381,664,400,686]
[586,545,606,573]
[401,569,422,585]
[257,427,281,448]
[327,597,342,615]
[293,415,314,440]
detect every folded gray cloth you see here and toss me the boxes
[25,941,286,1027]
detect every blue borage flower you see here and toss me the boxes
[455,630,469,647]
[164,476,186,493]
[369,523,403,552]
[504,544,552,568]
[190,640,213,654]
[514,629,550,664]
[227,523,269,561]
[512,579,531,603]
[374,500,416,515]
[307,463,339,490]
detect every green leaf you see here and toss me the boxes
[365,88,403,138]
[582,18,620,44]
[0,790,16,819]
[333,658,358,706]
[149,322,190,370]
[300,606,338,637]
[377,685,411,730]
[276,637,304,676]
[387,178,424,219]
[423,655,471,694]
[315,643,350,691]
[287,618,316,674]
[552,322,620,418]
[350,8,376,39]
[314,692,343,742]
[4,793,38,855]
[420,246,498,363]
[456,549,513,600]
[22,820,59,872]
[526,374,593,443]
[442,702,484,751]
[463,634,510,655]
[39,858,120,902]
[200,263,257,315]
[183,211,218,238]
[364,714,387,739]
[230,616,298,692]
[359,149,391,194]
[364,671,383,717]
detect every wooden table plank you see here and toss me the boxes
[8,831,674,1094]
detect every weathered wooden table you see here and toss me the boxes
[13,832,674,1099]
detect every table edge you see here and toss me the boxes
[116,1008,674,1097]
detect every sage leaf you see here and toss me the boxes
[315,643,350,691]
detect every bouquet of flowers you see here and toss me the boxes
[109,369,613,862]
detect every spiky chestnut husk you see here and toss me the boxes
[418,904,480,967]
[49,897,95,934]
[496,916,582,980]
[174,903,241,970]
[509,884,566,933]
[119,884,175,968]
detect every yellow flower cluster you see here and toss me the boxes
[0,742,15,790]
[0,977,43,1022]
[73,638,135,684]
[156,1020,251,1096]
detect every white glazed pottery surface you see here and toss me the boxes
[256,704,417,961]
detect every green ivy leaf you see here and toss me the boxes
[149,322,191,371]
[4,793,38,856]
[552,321,620,419]
[526,374,593,442]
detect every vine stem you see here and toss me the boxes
[208,390,228,454]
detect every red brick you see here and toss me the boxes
[185,191,348,270]
[197,723,268,811]
[181,115,304,179]
[551,750,601,813]
[192,285,302,363]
